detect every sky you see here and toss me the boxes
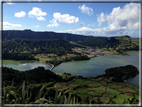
[2,0,141,38]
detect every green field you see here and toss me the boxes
[2,68,140,104]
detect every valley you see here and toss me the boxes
[2,30,141,104]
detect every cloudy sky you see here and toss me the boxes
[3,1,140,37]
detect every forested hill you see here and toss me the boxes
[3,30,140,53]
[3,39,81,56]
[3,29,92,42]
[78,36,140,52]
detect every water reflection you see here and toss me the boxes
[3,60,51,71]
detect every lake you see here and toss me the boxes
[2,52,140,86]
[2,60,51,71]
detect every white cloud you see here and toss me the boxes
[80,22,85,25]
[97,13,105,26]
[59,25,139,37]
[88,23,95,27]
[3,22,21,28]
[37,16,45,21]
[14,11,26,18]
[97,3,140,30]
[78,4,93,16]
[53,12,81,24]
[47,19,59,27]
[28,7,47,20]
[35,25,40,27]
[28,7,47,17]
[58,3,139,37]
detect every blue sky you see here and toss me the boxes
[3,1,140,37]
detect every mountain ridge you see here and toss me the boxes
[3,29,139,42]
[2,30,93,42]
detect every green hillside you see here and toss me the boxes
[3,29,92,42]
[3,39,80,54]
[2,39,85,60]
[78,35,140,52]
[3,30,140,53]
[2,65,140,104]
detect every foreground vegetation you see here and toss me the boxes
[2,65,140,104]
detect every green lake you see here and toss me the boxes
[2,52,140,86]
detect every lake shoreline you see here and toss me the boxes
[47,51,139,71]
[3,51,140,86]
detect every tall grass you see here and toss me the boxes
[2,81,79,104]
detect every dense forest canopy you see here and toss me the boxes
[3,30,92,42]
[2,67,63,85]
[3,39,75,53]
[2,39,83,58]
[78,36,140,52]
[105,65,139,82]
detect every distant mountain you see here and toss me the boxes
[2,29,92,42]
[2,30,140,53]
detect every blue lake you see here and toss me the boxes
[2,52,140,86]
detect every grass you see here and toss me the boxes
[60,74,76,80]
[124,82,139,92]
[71,79,85,85]
[111,94,134,104]
[112,81,128,87]
[134,93,139,99]
[54,82,68,88]
[74,87,89,93]
[3,72,140,104]
[105,88,121,96]
[3,81,80,104]
[107,83,123,89]
[35,54,53,62]
[86,81,100,87]
[93,86,106,94]
[71,78,100,87]
[100,95,110,104]
[76,93,90,101]
[98,80,107,86]
[117,87,138,93]
[102,78,111,83]
[94,77,104,81]
[87,91,102,97]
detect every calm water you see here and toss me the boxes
[2,52,140,86]
[53,52,140,86]
[2,60,51,71]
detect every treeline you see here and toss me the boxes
[2,67,63,86]
[3,39,83,57]
[2,52,36,60]
[78,37,120,49]
[46,55,90,66]
[78,36,140,52]
[72,55,90,61]
[105,65,139,82]
[3,29,92,42]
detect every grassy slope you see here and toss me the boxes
[78,36,140,52]
[48,73,140,104]
[2,67,140,104]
